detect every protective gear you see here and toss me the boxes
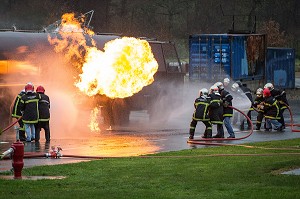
[215,82,224,90]
[25,83,34,93]
[231,83,239,92]
[224,78,230,84]
[27,82,34,88]
[264,83,274,91]
[256,88,263,96]
[210,85,219,94]
[199,88,209,97]
[190,89,212,139]
[235,81,243,87]
[223,101,229,107]
[263,88,271,97]
[36,85,45,93]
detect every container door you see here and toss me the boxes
[266,48,295,89]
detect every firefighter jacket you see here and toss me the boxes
[208,92,223,124]
[270,89,289,110]
[11,90,25,118]
[220,89,233,117]
[19,92,40,124]
[263,96,281,120]
[37,93,50,121]
[192,96,210,121]
[253,96,264,113]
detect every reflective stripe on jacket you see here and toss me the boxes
[20,92,40,123]
[38,93,50,121]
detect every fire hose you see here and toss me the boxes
[187,105,253,146]
[0,117,22,136]
[252,101,300,133]
[285,103,300,132]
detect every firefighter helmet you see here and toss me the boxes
[223,78,230,86]
[199,88,208,97]
[256,88,263,96]
[263,88,271,97]
[231,83,239,92]
[210,85,219,94]
[36,85,45,93]
[25,83,34,93]
[20,89,25,94]
[235,81,243,87]
[215,82,224,90]
[264,83,274,91]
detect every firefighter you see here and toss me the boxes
[189,88,212,139]
[231,82,243,126]
[262,88,283,131]
[11,89,26,141]
[209,85,224,138]
[223,77,231,90]
[264,83,289,129]
[19,83,40,142]
[215,82,235,138]
[234,81,253,130]
[253,88,265,130]
[35,85,51,142]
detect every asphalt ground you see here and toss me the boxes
[1,69,299,176]
[1,100,300,173]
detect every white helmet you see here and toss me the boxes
[264,83,274,91]
[215,82,224,90]
[223,78,230,86]
[256,88,263,96]
[231,83,239,92]
[199,88,209,97]
[210,85,219,94]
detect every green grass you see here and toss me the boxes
[1,139,300,199]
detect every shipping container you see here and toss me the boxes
[189,34,267,84]
[266,47,295,89]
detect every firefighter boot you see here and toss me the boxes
[206,129,212,138]
[213,124,225,138]
[256,123,261,130]
[240,120,245,130]
[189,129,195,140]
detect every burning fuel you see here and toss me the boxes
[48,13,158,99]
[88,107,101,132]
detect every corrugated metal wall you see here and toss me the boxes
[189,34,266,85]
[266,48,295,89]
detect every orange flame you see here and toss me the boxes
[89,107,101,132]
[76,38,158,98]
[48,13,158,99]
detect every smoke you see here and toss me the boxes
[1,45,95,139]
[137,77,252,130]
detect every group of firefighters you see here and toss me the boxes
[189,78,289,140]
[11,82,51,142]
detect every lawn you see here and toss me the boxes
[1,139,300,199]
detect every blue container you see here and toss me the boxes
[266,47,295,89]
[189,34,266,82]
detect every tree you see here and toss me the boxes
[258,19,287,47]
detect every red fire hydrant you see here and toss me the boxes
[1,140,24,179]
[11,141,24,179]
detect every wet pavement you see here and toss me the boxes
[1,100,300,173]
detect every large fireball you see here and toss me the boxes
[48,13,158,99]
[76,37,158,98]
